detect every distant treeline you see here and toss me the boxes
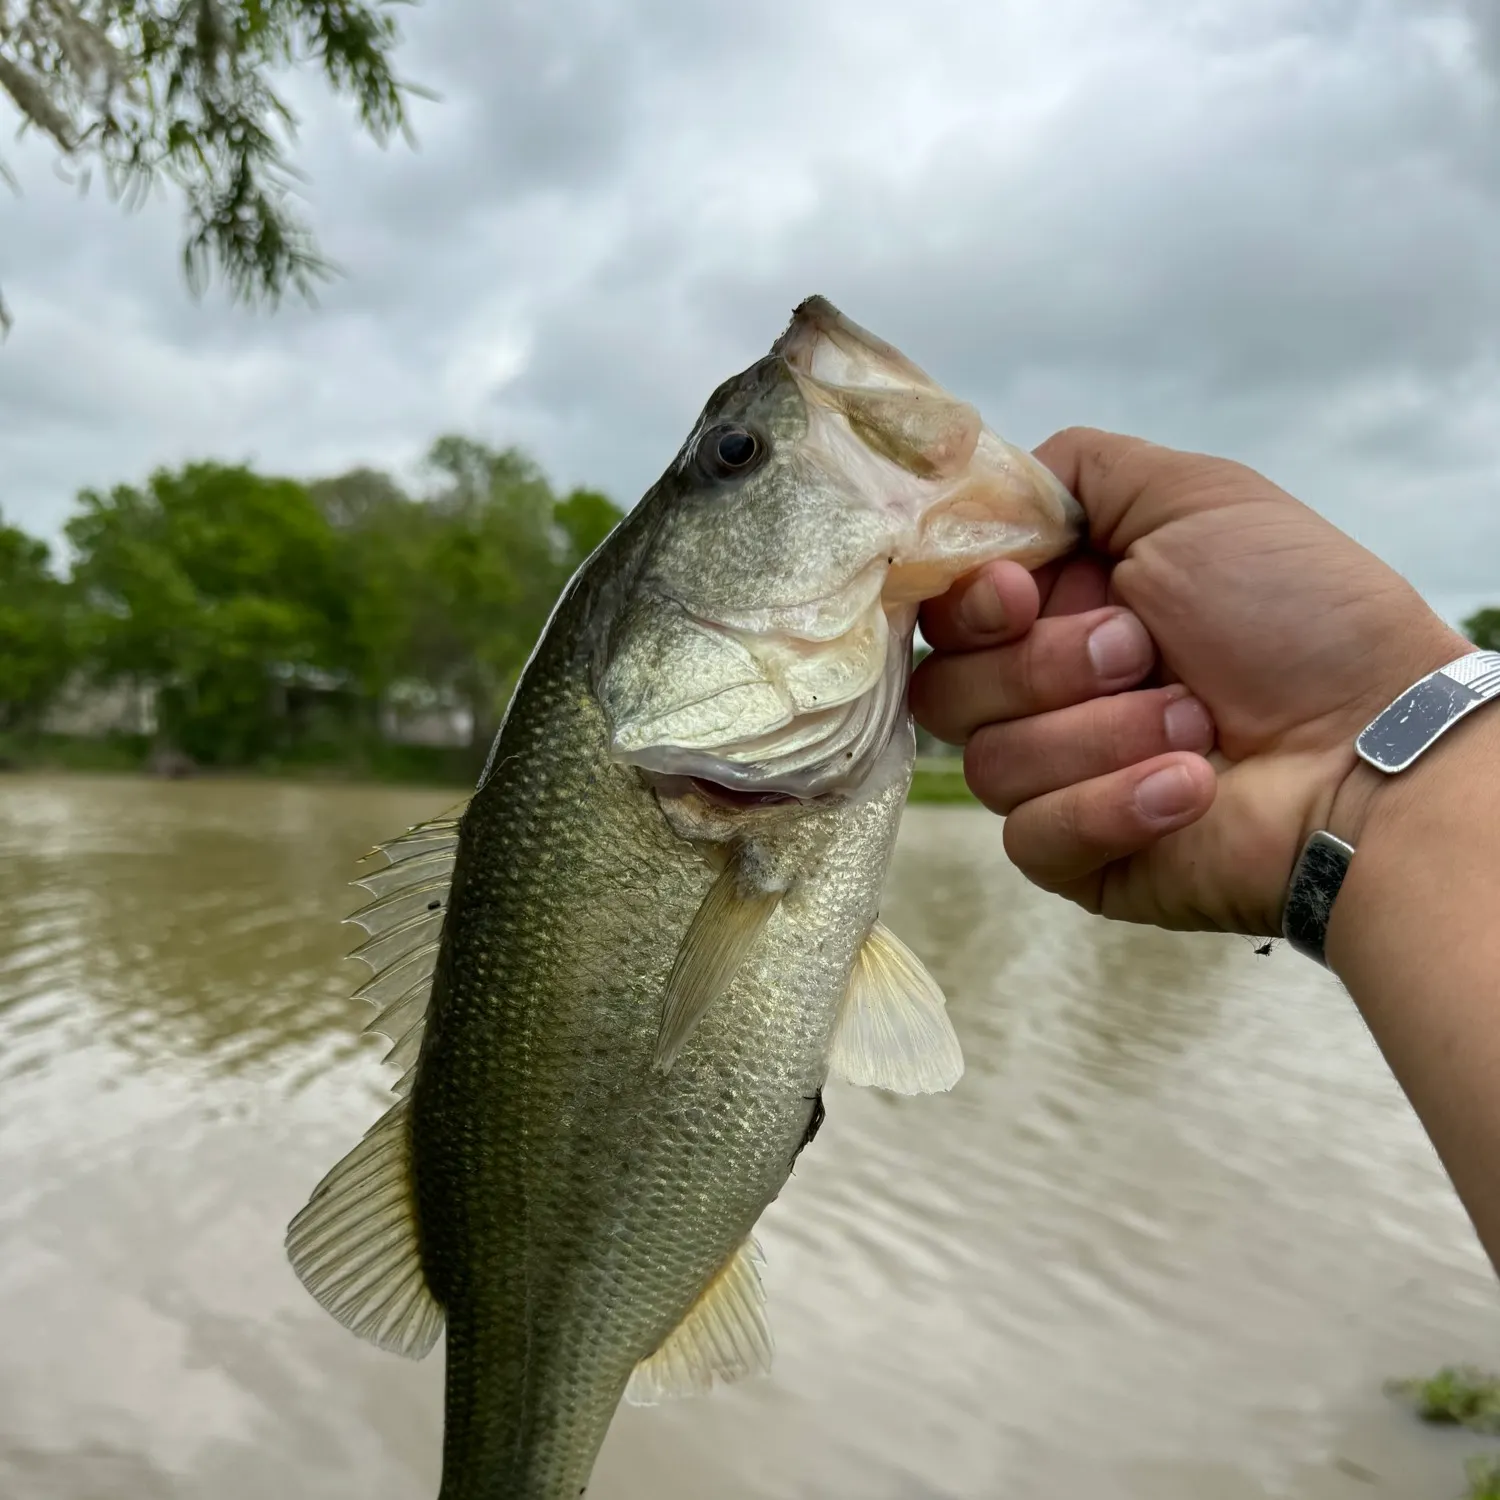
[1469,608,1500,653]
[0,436,624,776]
[2,451,1496,780]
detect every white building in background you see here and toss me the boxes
[378,683,474,748]
[40,674,475,748]
[42,678,158,737]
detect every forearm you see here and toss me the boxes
[1325,709,1500,1267]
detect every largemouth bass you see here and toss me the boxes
[287,297,1082,1498]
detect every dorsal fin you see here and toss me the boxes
[624,1237,772,1405]
[346,811,463,1096]
[828,921,964,1095]
[283,810,465,1356]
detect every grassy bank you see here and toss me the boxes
[0,732,477,788]
[910,757,978,804]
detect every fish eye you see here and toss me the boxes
[699,424,763,479]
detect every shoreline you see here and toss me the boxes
[0,736,978,805]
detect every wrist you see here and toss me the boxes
[1277,624,1479,960]
[1317,627,1477,850]
[1322,667,1500,977]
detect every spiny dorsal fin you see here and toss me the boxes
[653,850,782,1075]
[828,922,964,1095]
[346,811,462,1097]
[285,1098,444,1358]
[624,1238,772,1406]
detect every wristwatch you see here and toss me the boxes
[1282,649,1500,966]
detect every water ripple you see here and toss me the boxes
[0,783,1495,1500]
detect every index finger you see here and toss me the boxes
[1033,427,1281,555]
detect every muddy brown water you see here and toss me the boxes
[1,775,1496,1499]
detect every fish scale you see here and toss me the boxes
[285,296,1082,1498]
[417,588,900,1495]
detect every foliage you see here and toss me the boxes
[1387,1366,1500,1500]
[1387,1367,1500,1435]
[1469,1456,1500,1500]
[12,440,628,770]
[909,759,976,805]
[67,462,351,762]
[0,513,76,729]
[315,437,620,753]
[0,0,423,328]
[0,729,150,772]
[554,487,623,563]
[1465,608,1500,652]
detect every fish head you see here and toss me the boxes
[598,296,1083,801]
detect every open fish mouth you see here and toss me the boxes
[601,297,1083,801]
[616,613,912,801]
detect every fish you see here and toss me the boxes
[285,296,1083,1498]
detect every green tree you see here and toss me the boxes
[314,449,625,758]
[1464,606,1500,652]
[415,436,572,752]
[554,486,623,564]
[311,463,431,720]
[67,462,349,762]
[0,0,423,329]
[0,514,75,730]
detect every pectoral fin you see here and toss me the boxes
[828,922,964,1094]
[653,852,782,1074]
[624,1237,772,1405]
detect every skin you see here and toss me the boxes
[911,425,1500,1268]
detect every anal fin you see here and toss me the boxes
[285,1098,444,1358]
[624,1237,772,1406]
[828,922,964,1095]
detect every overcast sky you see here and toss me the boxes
[2,0,1498,621]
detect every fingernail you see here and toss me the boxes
[957,571,1006,636]
[1135,766,1198,822]
[1087,612,1152,681]
[1163,694,1213,752]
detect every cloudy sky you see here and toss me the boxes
[2,0,1498,621]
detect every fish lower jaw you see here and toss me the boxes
[689,777,805,810]
[641,768,839,812]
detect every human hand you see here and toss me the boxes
[909,427,1470,935]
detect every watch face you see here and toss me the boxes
[1356,651,1500,774]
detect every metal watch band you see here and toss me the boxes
[1282,648,1500,967]
[1282,831,1355,966]
[1356,649,1500,773]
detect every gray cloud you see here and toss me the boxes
[1,0,1497,612]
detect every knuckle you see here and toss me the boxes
[963,727,1020,814]
[1095,696,1151,768]
[1010,625,1070,712]
[1043,785,1085,855]
[1012,636,1046,709]
[1003,807,1076,895]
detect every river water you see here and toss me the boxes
[1,774,1495,1499]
